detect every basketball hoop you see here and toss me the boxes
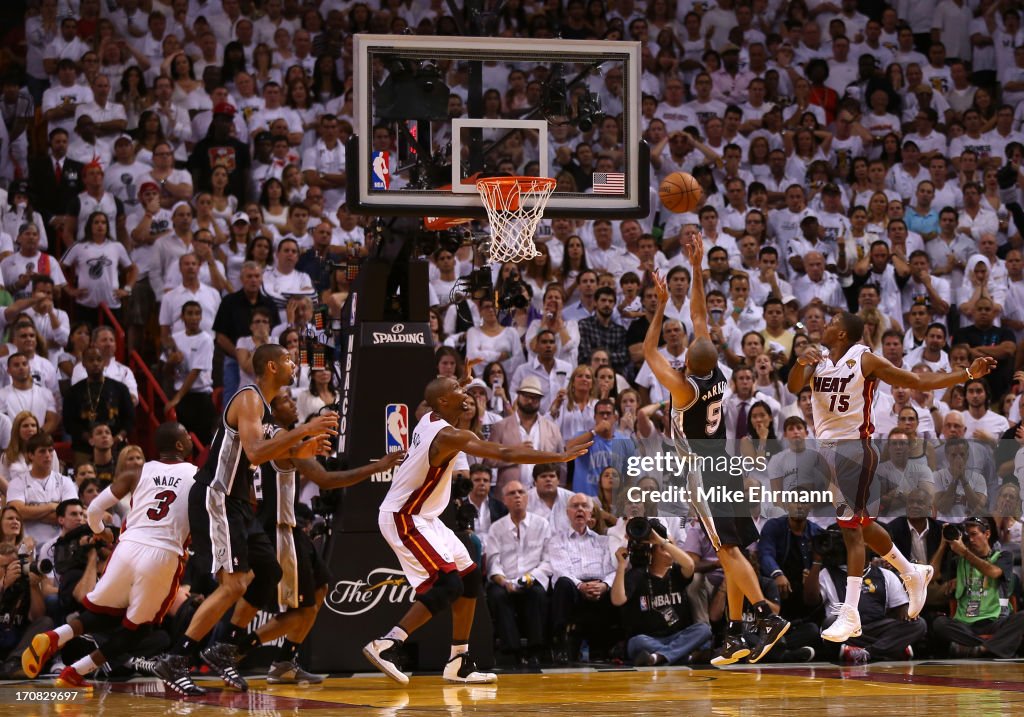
[476,176,557,264]
[423,216,472,231]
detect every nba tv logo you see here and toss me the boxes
[385,404,408,454]
[371,151,390,190]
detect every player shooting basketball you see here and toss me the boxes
[786,311,996,643]
[643,231,789,666]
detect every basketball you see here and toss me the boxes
[659,172,703,213]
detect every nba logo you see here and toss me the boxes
[371,151,390,190]
[385,404,408,454]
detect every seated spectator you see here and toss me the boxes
[546,493,618,664]
[85,424,117,484]
[527,464,574,534]
[611,518,711,666]
[811,527,927,663]
[163,301,215,444]
[0,411,38,498]
[758,498,825,634]
[466,464,507,535]
[682,518,724,626]
[486,378,564,494]
[5,434,77,547]
[932,517,1024,658]
[63,347,134,465]
[875,430,935,515]
[0,506,34,558]
[486,480,552,668]
[0,353,59,436]
[886,487,951,611]
[0,543,51,678]
[0,321,60,409]
[933,439,988,522]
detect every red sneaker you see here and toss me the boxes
[22,631,59,679]
[55,666,93,691]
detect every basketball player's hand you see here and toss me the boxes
[561,437,594,462]
[968,356,997,379]
[686,232,704,268]
[304,412,339,437]
[798,346,824,367]
[380,450,406,470]
[651,269,669,306]
[294,434,333,459]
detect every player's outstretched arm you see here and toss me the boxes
[786,345,824,394]
[864,353,998,390]
[644,269,697,408]
[435,427,592,466]
[687,233,709,340]
[234,390,339,464]
[294,451,406,490]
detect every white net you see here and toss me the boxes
[476,177,557,264]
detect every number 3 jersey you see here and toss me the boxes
[810,343,877,440]
[120,460,198,555]
[671,366,728,444]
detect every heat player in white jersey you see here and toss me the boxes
[364,376,591,686]
[22,423,197,689]
[788,311,996,643]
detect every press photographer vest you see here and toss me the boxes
[827,564,887,624]
[955,550,1010,623]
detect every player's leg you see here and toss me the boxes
[202,521,281,692]
[710,568,752,666]
[364,512,458,684]
[822,523,867,642]
[442,523,495,685]
[22,611,112,678]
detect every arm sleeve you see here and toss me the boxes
[87,486,121,533]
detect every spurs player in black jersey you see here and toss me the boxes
[221,393,405,685]
[643,231,789,666]
[155,344,338,696]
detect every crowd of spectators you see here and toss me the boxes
[0,0,1021,677]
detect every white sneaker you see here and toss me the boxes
[821,605,862,643]
[362,638,409,685]
[443,653,497,684]
[902,564,933,620]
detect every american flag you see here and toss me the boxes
[592,172,625,194]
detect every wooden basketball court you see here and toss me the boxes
[4,661,1023,716]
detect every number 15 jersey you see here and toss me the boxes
[810,343,877,440]
[120,460,198,555]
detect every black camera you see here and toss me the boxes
[52,524,108,575]
[942,523,963,542]
[453,500,478,533]
[625,517,667,569]
[811,529,846,566]
[451,474,473,501]
[17,555,52,577]
[499,278,529,311]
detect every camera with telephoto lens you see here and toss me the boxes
[52,524,108,575]
[625,517,667,569]
[17,555,52,577]
[942,523,963,541]
[811,528,846,566]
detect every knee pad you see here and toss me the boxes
[417,569,462,615]
[460,567,482,598]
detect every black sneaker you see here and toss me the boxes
[710,634,751,667]
[200,642,248,691]
[362,637,408,684]
[748,614,791,664]
[443,652,497,684]
[152,654,206,697]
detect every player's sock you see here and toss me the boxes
[845,577,863,610]
[726,620,744,636]
[752,601,773,620]
[54,624,76,647]
[238,632,262,655]
[212,619,239,645]
[881,546,914,576]
[450,642,469,660]
[385,627,408,642]
[275,640,299,663]
[71,655,98,676]
[172,635,200,660]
